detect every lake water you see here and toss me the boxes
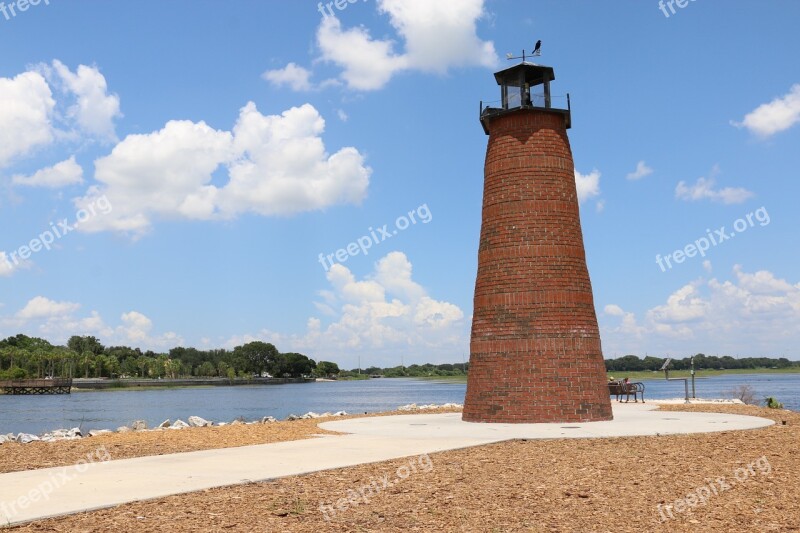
[0,374,797,435]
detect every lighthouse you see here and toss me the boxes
[462,59,613,424]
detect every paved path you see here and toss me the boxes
[0,403,773,526]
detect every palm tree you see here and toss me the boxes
[80,351,94,378]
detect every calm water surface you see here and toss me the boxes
[0,378,465,435]
[0,374,797,435]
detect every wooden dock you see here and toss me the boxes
[0,378,73,395]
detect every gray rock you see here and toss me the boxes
[116,426,132,433]
[40,429,82,442]
[261,416,278,423]
[188,416,212,428]
[16,433,40,444]
[158,419,171,428]
[170,419,189,429]
[333,411,347,416]
[230,419,244,426]
[131,420,148,431]
[88,429,113,437]
[0,434,9,444]
[286,414,300,421]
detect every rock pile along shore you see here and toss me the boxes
[0,403,464,444]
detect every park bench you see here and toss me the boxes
[607,380,645,403]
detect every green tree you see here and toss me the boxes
[232,342,279,376]
[135,355,150,378]
[120,356,139,378]
[105,355,121,378]
[166,359,182,379]
[0,366,27,379]
[315,361,340,377]
[197,361,216,377]
[67,336,104,357]
[279,353,315,377]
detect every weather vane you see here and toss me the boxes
[506,40,541,62]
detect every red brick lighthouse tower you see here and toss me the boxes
[462,59,613,423]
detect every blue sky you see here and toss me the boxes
[1,0,799,368]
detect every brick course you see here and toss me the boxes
[462,108,613,423]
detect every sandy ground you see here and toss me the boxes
[3,404,799,532]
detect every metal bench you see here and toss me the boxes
[607,380,645,403]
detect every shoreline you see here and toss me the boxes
[0,403,463,449]
[0,404,465,475]
[69,376,314,390]
[419,368,800,383]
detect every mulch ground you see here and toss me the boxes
[4,404,799,532]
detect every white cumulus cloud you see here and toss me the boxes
[74,102,370,236]
[575,169,601,204]
[12,156,84,188]
[224,252,466,367]
[675,167,753,205]
[0,61,121,170]
[0,71,55,168]
[314,0,496,91]
[262,63,313,92]
[675,177,754,205]
[601,267,800,357]
[626,160,653,181]
[115,311,183,348]
[16,296,81,320]
[732,84,800,138]
[1,297,181,351]
[50,60,122,142]
[317,16,409,91]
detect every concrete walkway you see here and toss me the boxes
[0,403,773,526]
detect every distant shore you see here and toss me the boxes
[412,367,800,384]
[609,367,800,381]
[71,377,314,391]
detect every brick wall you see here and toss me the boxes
[462,108,613,423]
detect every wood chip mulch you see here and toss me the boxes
[5,405,800,532]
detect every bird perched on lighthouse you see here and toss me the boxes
[533,40,542,56]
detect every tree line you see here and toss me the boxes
[340,363,469,378]
[4,333,795,382]
[605,353,799,372]
[0,334,341,380]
